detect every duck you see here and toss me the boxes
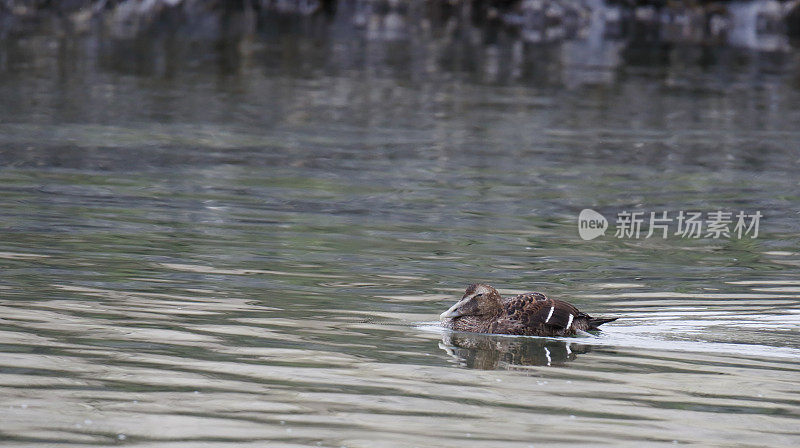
[439,283,617,337]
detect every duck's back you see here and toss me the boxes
[492,292,591,336]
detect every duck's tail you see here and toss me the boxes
[588,317,618,330]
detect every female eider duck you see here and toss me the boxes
[440,283,617,337]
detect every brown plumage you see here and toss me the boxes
[440,283,617,337]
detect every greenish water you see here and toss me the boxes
[1,15,800,448]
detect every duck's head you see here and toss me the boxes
[440,283,503,321]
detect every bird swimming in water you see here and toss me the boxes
[440,283,617,337]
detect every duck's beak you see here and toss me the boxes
[439,300,465,320]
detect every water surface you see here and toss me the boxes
[1,8,800,447]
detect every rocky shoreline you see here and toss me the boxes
[1,1,798,48]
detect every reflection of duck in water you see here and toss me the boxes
[440,284,617,337]
[439,332,592,369]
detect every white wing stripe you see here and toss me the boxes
[566,314,574,328]
[545,306,555,323]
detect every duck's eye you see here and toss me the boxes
[474,293,484,298]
